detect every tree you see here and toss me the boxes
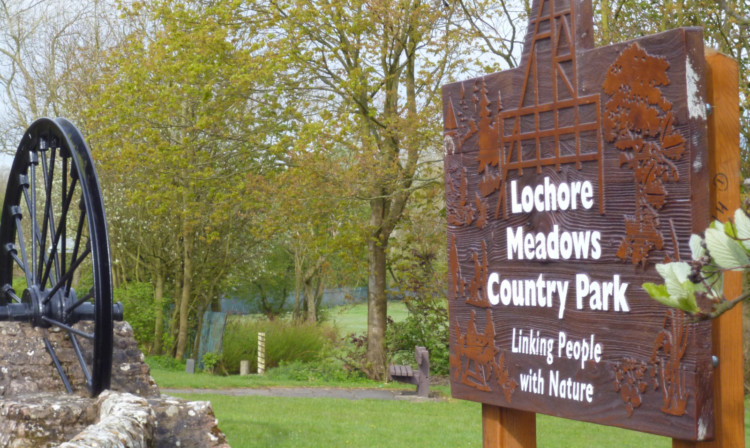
[87,0,288,359]
[259,147,367,323]
[249,0,477,378]
[0,0,125,149]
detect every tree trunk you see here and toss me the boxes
[305,278,317,323]
[191,306,205,363]
[151,270,165,355]
[292,247,302,321]
[175,227,193,360]
[366,224,388,380]
[168,260,183,357]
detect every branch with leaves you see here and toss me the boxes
[644,207,750,319]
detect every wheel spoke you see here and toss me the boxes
[29,150,38,286]
[66,288,94,314]
[44,336,73,393]
[41,316,94,339]
[70,333,93,387]
[43,243,90,305]
[41,176,78,290]
[1,284,21,303]
[66,207,87,295]
[4,243,26,275]
[39,146,60,288]
[11,207,33,283]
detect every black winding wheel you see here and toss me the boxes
[0,118,121,396]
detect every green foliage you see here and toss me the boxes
[329,302,408,336]
[229,243,295,318]
[644,208,750,318]
[387,300,450,375]
[116,282,159,350]
[265,359,366,383]
[222,317,336,374]
[146,355,186,372]
[387,304,450,375]
[201,352,223,374]
[386,203,451,374]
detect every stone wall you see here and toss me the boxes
[0,321,230,447]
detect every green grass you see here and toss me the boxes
[173,394,682,448]
[152,367,401,390]
[157,361,750,447]
[328,301,408,336]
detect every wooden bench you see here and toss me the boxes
[389,346,429,397]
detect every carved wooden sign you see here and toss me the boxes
[443,0,713,440]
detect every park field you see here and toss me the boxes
[172,392,727,448]
[327,301,408,336]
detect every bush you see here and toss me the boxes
[116,282,157,350]
[201,352,223,373]
[222,317,336,374]
[145,355,186,371]
[387,298,450,375]
[266,359,366,383]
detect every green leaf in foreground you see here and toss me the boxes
[643,281,699,313]
[705,227,749,271]
[734,208,750,250]
[650,263,701,313]
[689,234,705,260]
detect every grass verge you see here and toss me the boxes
[328,301,408,336]
[174,394,683,448]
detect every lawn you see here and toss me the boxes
[327,301,408,336]
[173,393,691,448]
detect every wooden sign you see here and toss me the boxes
[443,0,714,440]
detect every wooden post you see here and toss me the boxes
[674,49,744,448]
[482,405,536,448]
[257,332,266,374]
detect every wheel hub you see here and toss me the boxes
[22,286,81,328]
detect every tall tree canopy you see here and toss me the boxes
[247,0,481,378]
[86,0,289,359]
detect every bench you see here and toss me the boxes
[389,346,429,397]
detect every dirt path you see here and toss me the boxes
[161,387,436,401]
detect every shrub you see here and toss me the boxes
[221,317,336,374]
[146,355,186,371]
[387,298,450,375]
[266,359,366,383]
[115,282,157,350]
[201,352,223,373]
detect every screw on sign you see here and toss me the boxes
[442,0,743,443]
[0,118,123,397]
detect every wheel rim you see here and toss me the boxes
[0,118,113,396]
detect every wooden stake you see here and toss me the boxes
[674,49,744,448]
[482,404,536,448]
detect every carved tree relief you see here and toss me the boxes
[650,309,690,416]
[603,43,686,268]
[449,234,464,300]
[446,167,476,227]
[451,309,515,401]
[466,241,490,308]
